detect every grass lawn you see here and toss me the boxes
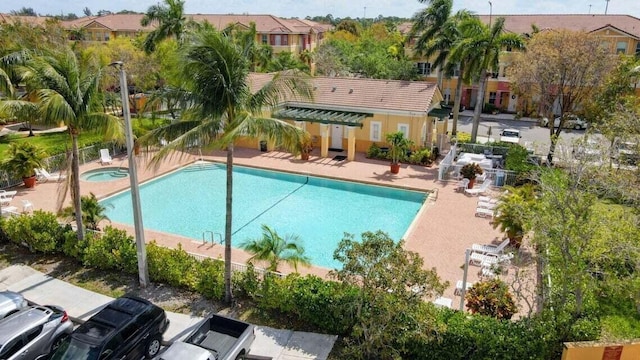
[0,130,108,161]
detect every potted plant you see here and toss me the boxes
[460,162,484,188]
[492,184,535,248]
[298,135,313,161]
[1,142,47,188]
[386,131,411,174]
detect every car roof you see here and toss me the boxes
[0,291,24,305]
[502,128,519,133]
[0,306,50,344]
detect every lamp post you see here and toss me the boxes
[460,248,471,311]
[109,61,149,288]
[488,1,493,28]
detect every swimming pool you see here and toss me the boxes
[101,163,427,269]
[81,167,129,182]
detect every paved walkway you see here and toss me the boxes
[0,265,337,360]
[3,147,532,309]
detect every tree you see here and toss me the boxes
[331,231,447,359]
[139,27,313,303]
[509,30,613,163]
[18,48,123,243]
[465,278,518,319]
[410,0,473,135]
[83,7,92,16]
[140,0,188,53]
[11,7,37,16]
[456,16,524,143]
[240,224,311,272]
[61,193,112,231]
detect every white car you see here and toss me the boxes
[542,114,587,130]
[499,129,521,144]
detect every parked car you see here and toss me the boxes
[51,295,169,360]
[0,291,28,319]
[499,128,521,144]
[0,305,73,360]
[541,114,588,130]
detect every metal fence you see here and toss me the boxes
[0,143,124,189]
[439,141,518,187]
[186,251,284,279]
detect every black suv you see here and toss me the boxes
[51,295,169,360]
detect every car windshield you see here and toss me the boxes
[51,339,101,360]
[502,131,519,137]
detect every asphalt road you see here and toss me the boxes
[452,115,587,155]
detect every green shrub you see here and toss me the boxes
[455,132,472,143]
[195,258,225,299]
[146,242,199,288]
[366,143,384,159]
[82,226,137,273]
[232,263,261,299]
[61,224,87,260]
[408,148,432,165]
[2,211,66,253]
[465,279,518,320]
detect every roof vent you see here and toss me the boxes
[349,88,353,94]
[332,86,337,92]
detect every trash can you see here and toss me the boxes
[495,171,505,187]
[259,140,267,152]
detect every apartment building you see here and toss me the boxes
[403,14,640,114]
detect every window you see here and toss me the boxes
[491,71,499,79]
[453,65,461,77]
[416,62,431,75]
[398,123,409,138]
[370,121,381,142]
[270,34,288,46]
[600,41,611,52]
[636,42,640,56]
[616,41,628,54]
[261,34,268,44]
[501,66,508,78]
[25,325,43,343]
[0,337,24,358]
[506,46,513,52]
[489,92,497,105]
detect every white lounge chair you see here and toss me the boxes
[471,239,510,255]
[456,178,469,192]
[455,280,475,296]
[35,168,66,182]
[0,190,17,206]
[470,252,513,267]
[475,207,495,218]
[478,196,498,204]
[99,149,113,165]
[465,180,492,196]
[0,206,19,217]
[477,201,497,210]
[433,296,453,308]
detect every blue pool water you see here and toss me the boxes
[81,167,129,182]
[101,163,427,269]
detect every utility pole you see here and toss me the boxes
[109,61,149,288]
[605,0,610,14]
[589,4,592,14]
[489,1,493,27]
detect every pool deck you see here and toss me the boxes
[5,148,533,310]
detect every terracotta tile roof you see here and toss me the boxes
[60,13,327,34]
[477,14,640,38]
[249,73,440,113]
[400,14,640,38]
[0,14,51,26]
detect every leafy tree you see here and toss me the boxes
[139,27,313,303]
[336,19,361,36]
[240,224,311,272]
[17,47,123,243]
[465,278,518,320]
[11,7,37,16]
[83,7,92,16]
[491,184,535,248]
[508,30,613,163]
[331,230,447,359]
[140,0,188,53]
[60,193,112,231]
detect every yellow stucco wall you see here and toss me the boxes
[562,340,640,360]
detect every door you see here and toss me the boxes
[507,94,517,112]
[331,125,343,150]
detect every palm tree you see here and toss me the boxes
[454,16,524,142]
[18,47,123,243]
[61,192,112,231]
[410,0,472,135]
[140,0,188,53]
[240,224,311,272]
[140,27,313,303]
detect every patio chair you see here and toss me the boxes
[35,168,66,182]
[478,196,498,204]
[464,179,492,196]
[456,178,469,192]
[99,149,113,165]
[455,280,475,296]
[471,239,510,255]
[477,201,497,210]
[475,207,495,218]
[0,206,19,218]
[21,200,34,213]
[469,252,513,267]
[0,190,17,206]
[433,296,453,308]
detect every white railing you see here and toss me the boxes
[438,142,457,181]
[186,251,284,279]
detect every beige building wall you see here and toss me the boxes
[562,340,640,360]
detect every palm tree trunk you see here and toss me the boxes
[436,65,444,90]
[470,69,487,143]
[451,63,465,136]
[224,142,234,304]
[71,131,85,242]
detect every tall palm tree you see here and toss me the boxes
[140,27,313,303]
[140,0,188,53]
[455,17,524,142]
[19,48,123,243]
[240,224,311,272]
[411,0,472,135]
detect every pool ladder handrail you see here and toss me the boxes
[202,231,223,245]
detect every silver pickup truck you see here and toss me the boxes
[156,314,255,360]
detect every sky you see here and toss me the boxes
[1,0,639,19]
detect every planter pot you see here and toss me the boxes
[23,175,37,188]
[390,163,401,174]
[508,235,524,249]
[467,178,476,189]
[301,153,310,161]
